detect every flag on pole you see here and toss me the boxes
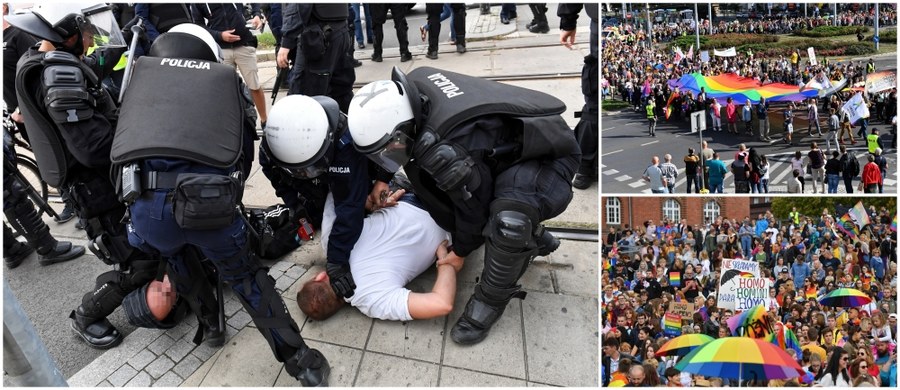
[848,201,871,229]
[841,92,871,124]
[674,46,684,64]
[686,44,694,59]
[891,214,897,232]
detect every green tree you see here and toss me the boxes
[770,198,896,220]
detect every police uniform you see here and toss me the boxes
[558,3,598,188]
[110,44,327,385]
[15,47,160,349]
[398,67,580,344]
[260,98,393,298]
[281,3,355,111]
[369,3,413,62]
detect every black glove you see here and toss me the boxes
[326,262,356,298]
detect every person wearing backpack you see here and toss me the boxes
[807,142,826,194]
[840,145,859,193]
[731,152,751,193]
[873,148,889,193]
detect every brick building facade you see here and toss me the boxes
[602,197,752,229]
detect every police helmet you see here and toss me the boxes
[348,67,421,173]
[262,95,337,179]
[149,23,222,63]
[6,3,126,53]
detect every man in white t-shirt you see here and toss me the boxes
[297,192,458,321]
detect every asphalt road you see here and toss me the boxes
[601,105,897,194]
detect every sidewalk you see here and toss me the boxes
[53,6,598,388]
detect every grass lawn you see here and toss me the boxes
[602,99,631,112]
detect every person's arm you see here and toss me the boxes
[557,3,582,49]
[408,240,459,319]
[277,4,312,68]
[134,4,161,42]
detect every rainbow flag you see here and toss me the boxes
[891,214,897,232]
[838,201,871,241]
[667,72,818,105]
[664,313,682,336]
[805,285,818,300]
[669,271,681,287]
[766,325,802,357]
[664,90,679,119]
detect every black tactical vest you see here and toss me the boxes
[407,67,566,138]
[312,4,348,21]
[110,57,244,168]
[15,50,100,187]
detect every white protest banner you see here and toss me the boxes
[700,50,710,63]
[865,70,897,94]
[733,278,770,311]
[807,47,817,66]
[713,47,736,57]
[717,259,761,310]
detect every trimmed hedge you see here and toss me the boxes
[867,29,897,43]
[671,34,778,51]
[794,25,869,37]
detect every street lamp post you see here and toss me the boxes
[646,3,652,49]
[695,3,700,53]
[875,4,880,51]
[708,2,713,31]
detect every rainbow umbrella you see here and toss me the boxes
[818,288,873,308]
[676,337,805,386]
[726,304,773,338]
[656,333,715,357]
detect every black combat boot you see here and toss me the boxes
[285,345,331,387]
[4,224,34,269]
[4,201,84,266]
[69,306,123,349]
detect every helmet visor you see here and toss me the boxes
[281,157,330,179]
[367,121,414,173]
[80,7,127,54]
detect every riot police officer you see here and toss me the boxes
[369,3,413,62]
[261,94,394,301]
[108,24,329,385]
[279,3,355,111]
[9,2,160,350]
[558,4,598,190]
[348,67,579,344]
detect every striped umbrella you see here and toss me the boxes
[676,337,805,386]
[818,288,873,308]
[656,333,715,357]
[726,304,773,338]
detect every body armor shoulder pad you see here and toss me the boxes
[312,4,348,21]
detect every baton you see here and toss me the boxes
[118,17,144,103]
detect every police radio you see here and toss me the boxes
[121,162,142,203]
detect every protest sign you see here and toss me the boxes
[717,259,762,310]
[865,70,896,94]
[668,301,696,318]
[664,313,682,336]
[807,47,817,66]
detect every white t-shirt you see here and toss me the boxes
[320,194,450,321]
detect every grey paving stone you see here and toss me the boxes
[270,260,293,273]
[151,371,183,387]
[274,274,294,293]
[164,335,196,363]
[550,240,598,298]
[366,280,446,363]
[191,340,219,361]
[181,348,222,387]
[284,264,306,279]
[126,349,157,371]
[441,282,526,380]
[124,371,152,387]
[147,334,177,355]
[107,364,138,387]
[67,327,165,387]
[223,296,243,317]
[172,353,202,379]
[96,380,113,387]
[226,309,252,329]
[193,328,282,386]
[522,291,598,386]
[145,355,176,379]
[355,352,440,386]
[438,367,527,387]
[164,320,194,341]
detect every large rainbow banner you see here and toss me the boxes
[667,72,818,105]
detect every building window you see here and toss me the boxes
[663,199,681,222]
[703,200,721,223]
[606,198,621,225]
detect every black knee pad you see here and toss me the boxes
[80,271,131,320]
[231,267,306,362]
[485,201,540,252]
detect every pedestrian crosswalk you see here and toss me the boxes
[603,148,897,194]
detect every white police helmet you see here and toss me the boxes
[262,95,334,179]
[150,23,222,63]
[347,79,417,173]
